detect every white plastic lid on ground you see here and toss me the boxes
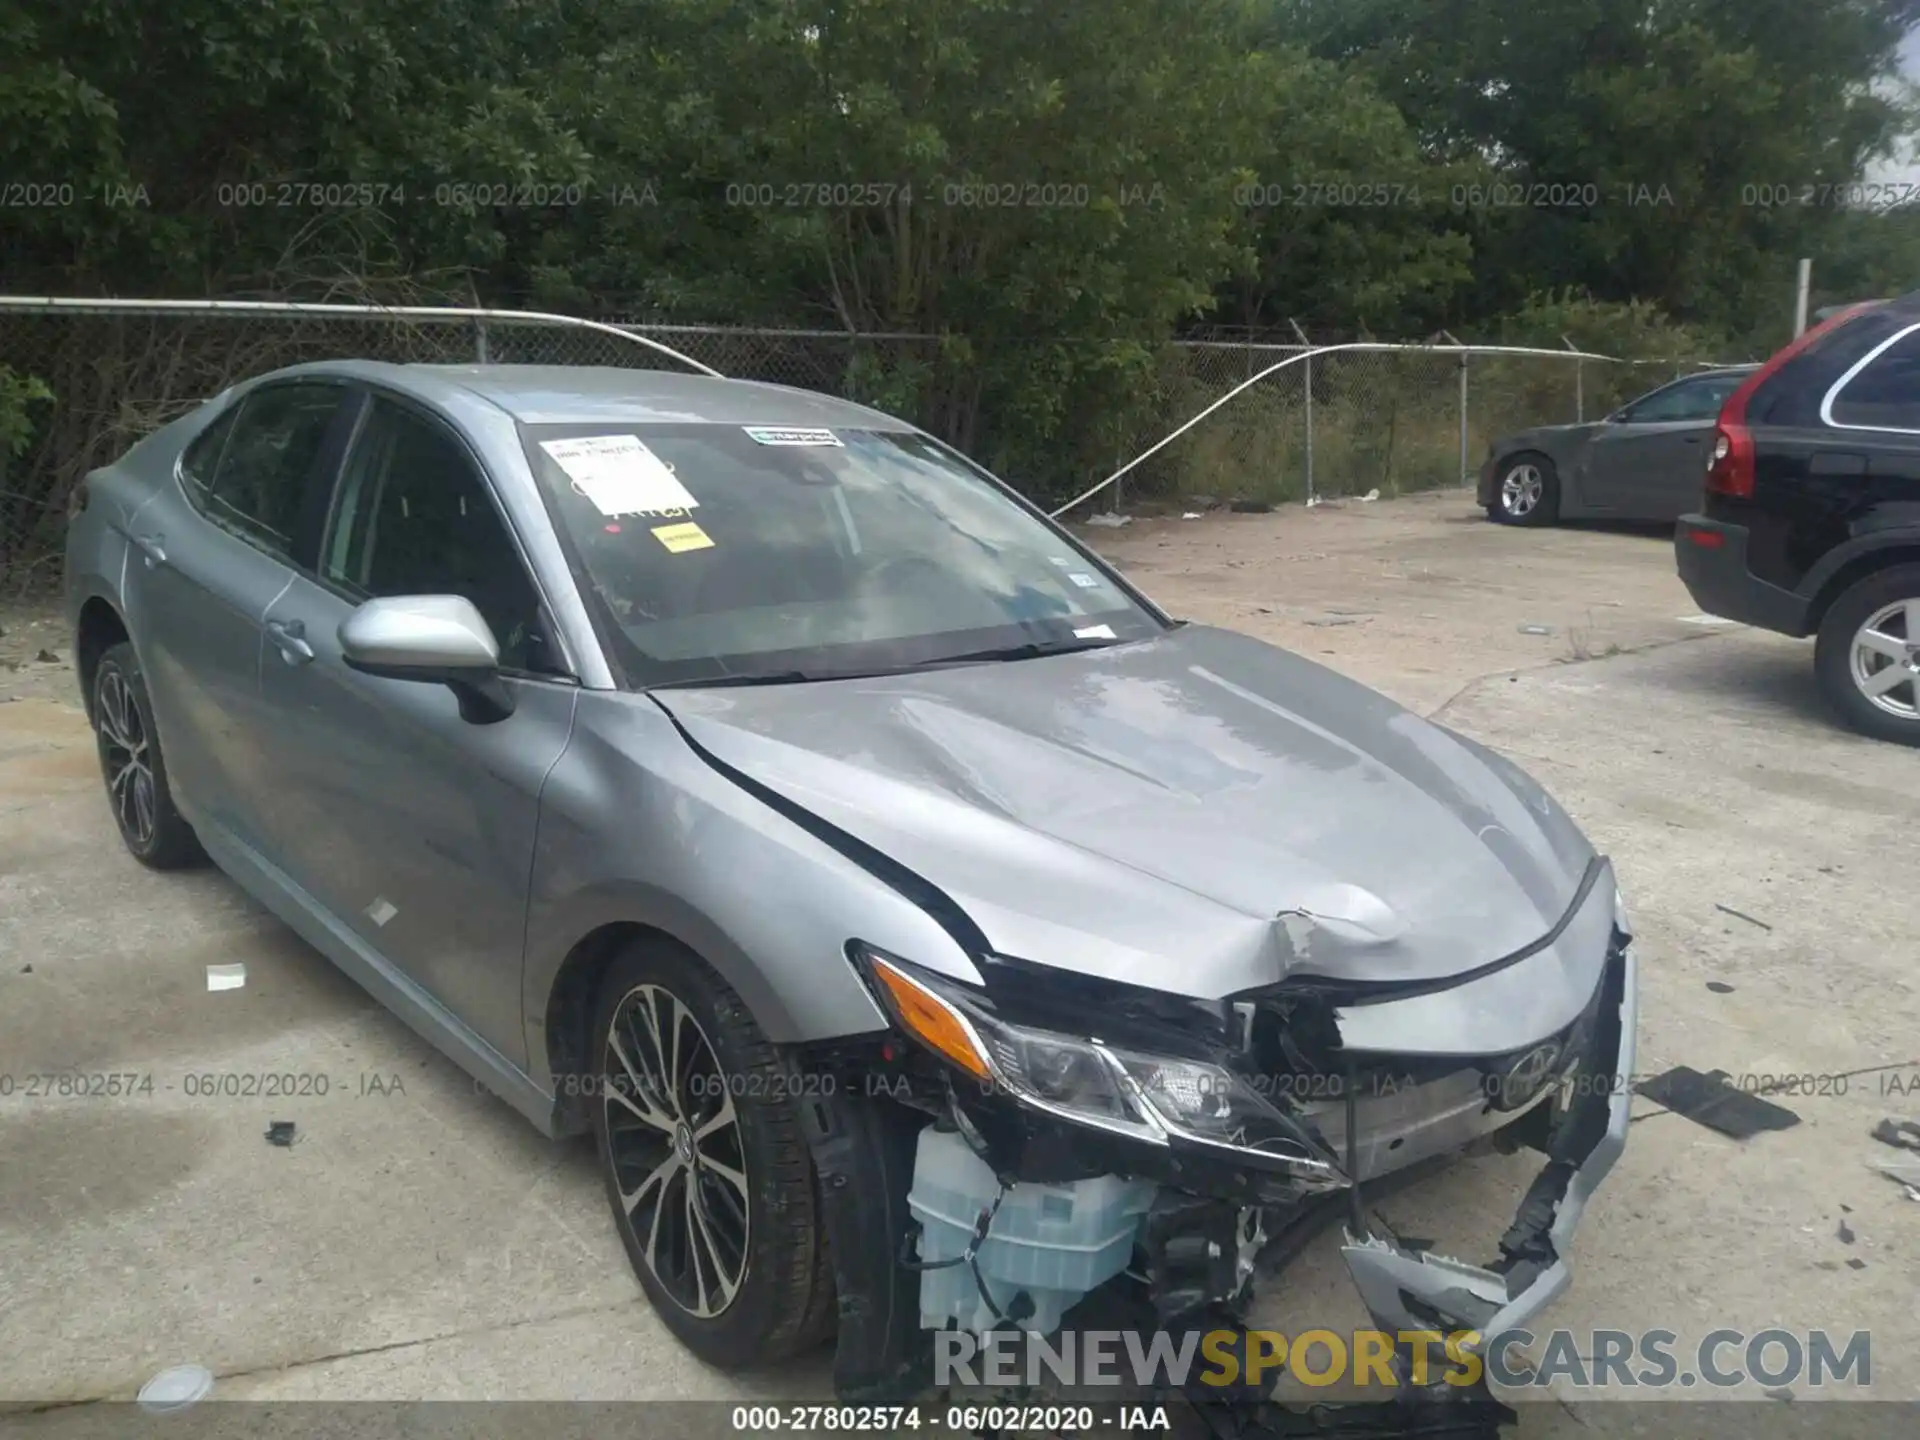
[137,1364,214,1413]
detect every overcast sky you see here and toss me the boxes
[1866,28,1920,182]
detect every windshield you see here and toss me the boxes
[521,422,1164,685]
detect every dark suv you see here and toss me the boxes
[1676,294,1920,746]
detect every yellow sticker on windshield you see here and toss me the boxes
[652,521,714,553]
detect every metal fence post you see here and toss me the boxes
[474,319,489,362]
[1289,319,1314,504]
[1457,350,1470,484]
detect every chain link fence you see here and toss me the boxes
[0,297,1745,588]
[1084,340,1750,515]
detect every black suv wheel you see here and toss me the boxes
[590,938,835,1369]
[1814,564,1920,747]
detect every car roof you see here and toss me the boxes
[260,360,917,430]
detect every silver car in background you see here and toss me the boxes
[67,361,1636,1396]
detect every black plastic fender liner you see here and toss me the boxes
[796,1079,933,1402]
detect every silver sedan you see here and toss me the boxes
[67,360,1636,1395]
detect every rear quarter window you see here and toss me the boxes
[1749,305,1906,428]
[1826,322,1920,432]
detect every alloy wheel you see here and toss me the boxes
[601,983,750,1318]
[1501,463,1544,518]
[1848,598,1920,719]
[96,668,156,847]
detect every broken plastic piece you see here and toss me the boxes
[205,963,246,992]
[264,1120,297,1148]
[1083,512,1132,528]
[1519,624,1553,635]
[1635,1066,1800,1139]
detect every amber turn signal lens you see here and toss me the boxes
[869,956,991,1080]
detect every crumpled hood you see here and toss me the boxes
[651,624,1596,997]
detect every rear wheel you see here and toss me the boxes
[1814,565,1920,747]
[92,643,205,869]
[590,938,835,1369]
[1487,453,1559,527]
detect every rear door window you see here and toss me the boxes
[195,383,351,559]
[1826,323,1920,432]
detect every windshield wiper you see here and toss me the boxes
[647,666,899,691]
[917,636,1121,666]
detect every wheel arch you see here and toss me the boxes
[75,592,131,724]
[539,918,659,1136]
[527,879,888,1136]
[1805,534,1920,632]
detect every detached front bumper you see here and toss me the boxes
[1338,935,1637,1347]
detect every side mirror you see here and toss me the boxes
[339,595,516,723]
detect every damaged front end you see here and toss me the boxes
[804,863,1637,1402]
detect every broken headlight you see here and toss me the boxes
[854,943,1345,1189]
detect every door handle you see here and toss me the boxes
[265,618,315,664]
[134,533,166,566]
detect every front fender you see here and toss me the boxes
[521,690,979,1085]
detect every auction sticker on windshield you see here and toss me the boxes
[539,434,699,516]
[651,521,715,553]
[743,426,843,447]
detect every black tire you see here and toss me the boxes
[1814,563,1920,747]
[91,642,206,869]
[1486,451,1560,527]
[590,937,835,1369]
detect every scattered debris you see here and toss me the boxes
[1229,499,1274,514]
[1705,981,1735,994]
[1083,513,1132,529]
[1359,488,1380,502]
[1518,624,1554,635]
[1305,617,1361,628]
[1847,1258,1866,1271]
[264,1120,297,1148]
[1635,1066,1801,1139]
[1678,613,1739,627]
[205,963,246,992]
[1870,1117,1920,1152]
[1836,1218,1855,1245]
[19,964,30,975]
[33,648,59,664]
[1181,511,1204,520]
[137,1364,213,1414]
[1764,1387,1795,1402]
[1713,902,1773,932]
[1870,1159,1920,1200]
